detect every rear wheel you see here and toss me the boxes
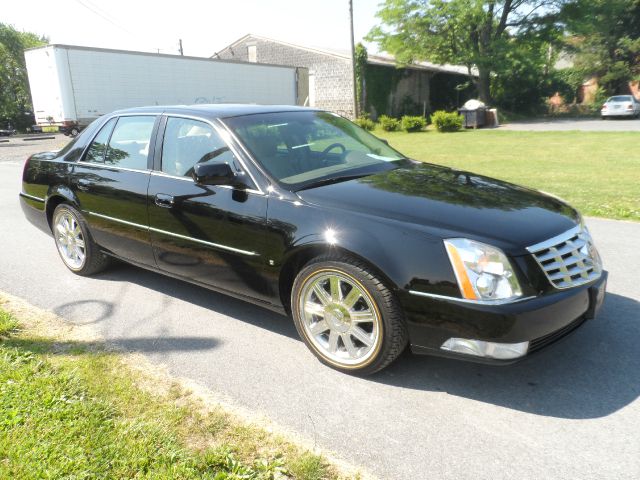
[52,204,110,275]
[291,254,408,375]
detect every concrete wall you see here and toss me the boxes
[217,36,355,118]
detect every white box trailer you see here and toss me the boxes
[25,44,307,133]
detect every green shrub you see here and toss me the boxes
[354,115,376,131]
[400,115,427,132]
[378,115,401,131]
[430,110,464,132]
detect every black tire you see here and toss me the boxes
[52,203,110,276]
[291,253,408,375]
[70,127,80,137]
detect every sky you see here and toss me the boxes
[4,0,383,57]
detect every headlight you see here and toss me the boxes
[444,238,522,302]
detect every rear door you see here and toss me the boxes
[72,114,158,266]
[147,115,271,301]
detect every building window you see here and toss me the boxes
[247,45,257,62]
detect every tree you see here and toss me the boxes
[562,0,640,95]
[367,0,565,104]
[0,23,47,130]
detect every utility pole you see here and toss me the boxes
[349,0,358,119]
[179,39,184,56]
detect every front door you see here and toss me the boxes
[72,114,158,266]
[147,116,271,301]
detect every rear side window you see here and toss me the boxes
[161,117,237,177]
[84,118,117,163]
[105,116,156,170]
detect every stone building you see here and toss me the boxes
[214,34,474,119]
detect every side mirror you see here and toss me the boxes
[192,162,240,186]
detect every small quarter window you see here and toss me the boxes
[161,117,237,178]
[84,118,117,163]
[105,116,156,170]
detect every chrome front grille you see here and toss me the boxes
[526,225,602,290]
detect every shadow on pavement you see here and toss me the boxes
[54,299,115,325]
[85,262,638,420]
[95,262,297,340]
[372,292,640,419]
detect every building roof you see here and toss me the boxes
[214,34,476,77]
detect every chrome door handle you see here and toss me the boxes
[155,193,175,208]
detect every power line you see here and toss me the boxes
[73,0,176,53]
[74,0,133,35]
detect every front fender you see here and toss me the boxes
[268,197,459,298]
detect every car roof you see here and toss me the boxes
[112,104,321,119]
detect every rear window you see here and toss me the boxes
[609,96,632,102]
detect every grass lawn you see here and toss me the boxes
[376,128,640,221]
[0,303,348,480]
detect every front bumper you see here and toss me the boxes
[401,272,607,363]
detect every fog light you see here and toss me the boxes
[441,338,529,360]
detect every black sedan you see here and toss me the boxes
[19,105,607,374]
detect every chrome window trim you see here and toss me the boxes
[75,161,151,174]
[149,168,263,196]
[76,112,160,167]
[408,290,536,306]
[20,192,45,203]
[86,211,258,257]
[159,113,264,194]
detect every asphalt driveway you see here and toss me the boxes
[501,117,640,131]
[1,138,639,479]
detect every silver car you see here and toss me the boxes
[601,95,640,119]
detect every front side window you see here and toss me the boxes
[84,118,117,163]
[223,111,406,189]
[105,116,156,169]
[161,117,237,177]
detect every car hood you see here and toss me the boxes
[296,162,579,255]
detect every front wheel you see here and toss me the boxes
[52,204,110,275]
[291,254,408,375]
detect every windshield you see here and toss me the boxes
[608,96,632,102]
[223,111,406,190]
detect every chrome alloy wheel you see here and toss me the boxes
[298,271,381,366]
[53,209,86,270]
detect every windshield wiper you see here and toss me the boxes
[296,173,371,191]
